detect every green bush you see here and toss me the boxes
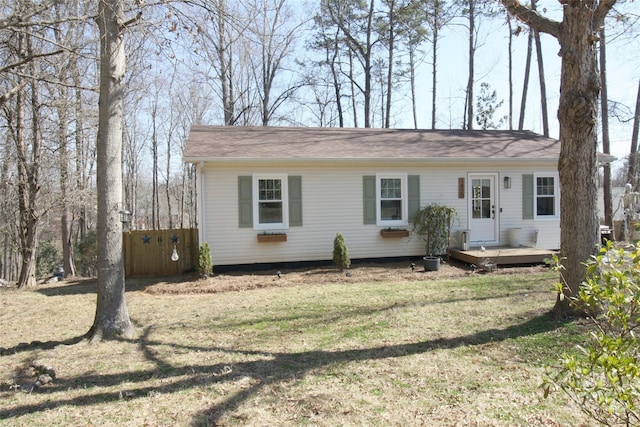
[333,232,350,272]
[75,230,98,277]
[544,242,639,426]
[36,240,60,279]
[197,243,213,277]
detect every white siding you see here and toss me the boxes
[200,160,560,266]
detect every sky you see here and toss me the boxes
[290,0,639,171]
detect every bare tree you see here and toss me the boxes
[88,0,135,341]
[247,0,302,125]
[531,0,549,137]
[517,25,533,130]
[599,28,612,228]
[464,0,476,130]
[502,0,618,317]
[628,79,640,189]
[324,0,378,128]
[424,0,457,129]
[309,4,351,127]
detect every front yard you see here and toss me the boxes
[0,263,595,426]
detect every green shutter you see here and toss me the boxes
[363,175,376,224]
[408,175,420,222]
[522,174,534,220]
[288,176,303,227]
[238,176,253,228]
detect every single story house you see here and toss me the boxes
[183,125,561,268]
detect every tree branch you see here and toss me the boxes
[594,0,618,28]
[121,11,143,30]
[0,82,28,106]
[500,0,561,38]
[0,50,64,74]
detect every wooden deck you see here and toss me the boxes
[449,246,556,267]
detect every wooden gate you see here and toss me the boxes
[124,229,198,278]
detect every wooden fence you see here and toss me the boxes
[124,229,199,278]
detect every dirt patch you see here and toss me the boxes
[143,260,551,295]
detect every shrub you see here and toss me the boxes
[197,243,213,277]
[333,232,350,272]
[544,242,640,426]
[411,203,457,256]
[36,240,60,279]
[75,230,98,277]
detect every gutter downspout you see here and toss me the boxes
[197,161,206,249]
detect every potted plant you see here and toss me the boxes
[411,203,457,271]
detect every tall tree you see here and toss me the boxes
[599,28,612,228]
[14,27,42,289]
[88,0,135,341]
[324,0,378,128]
[628,79,640,189]
[475,82,506,129]
[518,25,533,130]
[502,0,618,317]
[247,0,301,126]
[464,0,476,130]
[424,0,457,129]
[311,17,346,127]
[531,0,549,137]
[507,16,513,129]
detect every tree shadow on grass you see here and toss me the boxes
[0,310,571,423]
[34,275,195,297]
[0,335,86,356]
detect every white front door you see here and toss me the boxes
[468,174,498,244]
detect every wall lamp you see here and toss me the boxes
[119,210,131,224]
[503,176,511,189]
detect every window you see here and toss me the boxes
[535,174,558,218]
[377,174,408,226]
[253,174,288,229]
[471,178,491,219]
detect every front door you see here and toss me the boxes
[468,174,498,244]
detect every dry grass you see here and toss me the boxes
[0,262,595,426]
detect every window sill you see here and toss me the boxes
[380,229,410,238]
[257,233,287,243]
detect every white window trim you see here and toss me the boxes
[376,173,408,227]
[534,172,560,220]
[253,173,289,230]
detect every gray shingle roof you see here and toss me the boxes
[183,125,559,163]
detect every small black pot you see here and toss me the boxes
[423,256,441,272]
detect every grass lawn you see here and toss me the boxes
[0,266,595,426]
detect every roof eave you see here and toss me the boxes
[183,156,558,164]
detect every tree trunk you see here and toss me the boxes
[409,46,417,129]
[553,4,602,316]
[363,0,374,128]
[518,29,533,130]
[534,31,549,136]
[627,80,640,189]
[349,50,358,127]
[531,0,549,136]
[501,0,616,317]
[599,28,612,228]
[89,0,134,341]
[330,28,344,127]
[16,33,41,289]
[58,103,76,277]
[507,17,513,130]
[384,0,395,128]
[465,0,475,130]
[151,98,160,229]
[74,63,88,241]
[431,22,438,130]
